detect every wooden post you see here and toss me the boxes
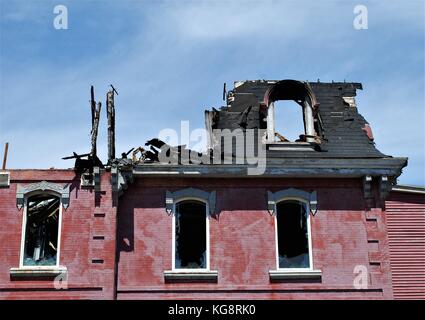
[91,102,101,157]
[90,85,95,129]
[107,89,116,162]
[2,142,9,170]
[90,86,101,157]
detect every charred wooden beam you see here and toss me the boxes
[2,142,9,170]
[61,86,105,174]
[121,147,134,159]
[107,86,116,163]
[62,152,91,160]
[91,101,101,157]
[62,151,103,173]
[90,85,95,128]
[90,86,102,157]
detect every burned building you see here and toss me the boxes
[0,79,424,300]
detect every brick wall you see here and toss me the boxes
[116,177,393,300]
[0,170,117,299]
[0,171,395,299]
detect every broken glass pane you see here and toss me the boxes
[23,194,60,266]
[276,200,310,268]
[175,201,206,269]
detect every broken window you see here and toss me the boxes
[266,80,318,144]
[276,200,310,269]
[273,100,306,142]
[22,194,60,266]
[174,200,207,269]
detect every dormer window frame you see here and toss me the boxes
[266,100,316,144]
[263,80,319,146]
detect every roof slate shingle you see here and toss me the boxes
[210,80,388,159]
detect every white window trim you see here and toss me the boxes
[171,197,210,272]
[273,196,314,272]
[18,191,63,270]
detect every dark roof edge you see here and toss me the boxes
[392,184,425,195]
[131,157,407,178]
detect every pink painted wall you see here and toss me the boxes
[116,177,393,300]
[0,170,117,299]
[0,171,395,299]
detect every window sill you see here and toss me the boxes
[10,266,67,279]
[269,269,322,282]
[267,142,315,152]
[164,270,218,283]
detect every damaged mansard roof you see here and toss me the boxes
[134,79,407,178]
[64,79,407,181]
[209,80,385,159]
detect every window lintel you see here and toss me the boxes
[267,188,317,215]
[16,181,70,210]
[165,188,216,216]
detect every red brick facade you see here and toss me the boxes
[1,169,414,300]
[0,170,117,299]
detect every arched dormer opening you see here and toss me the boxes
[263,80,319,144]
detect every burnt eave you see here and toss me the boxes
[131,157,407,178]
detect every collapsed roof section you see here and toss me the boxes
[62,80,407,199]
[113,79,406,198]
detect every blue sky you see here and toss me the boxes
[0,0,424,185]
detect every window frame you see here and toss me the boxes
[171,197,210,272]
[264,80,319,145]
[267,101,316,144]
[273,196,314,272]
[18,190,63,270]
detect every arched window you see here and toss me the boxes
[21,193,61,267]
[275,199,312,269]
[14,181,69,272]
[264,80,318,144]
[173,200,209,270]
